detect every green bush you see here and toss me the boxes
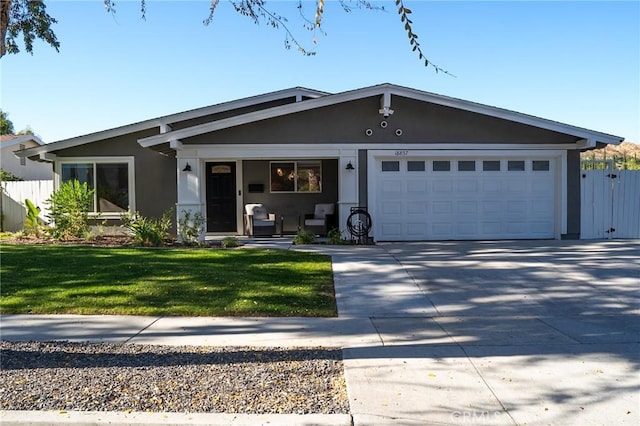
[23,198,45,237]
[327,228,346,245]
[221,236,239,248]
[121,209,173,247]
[46,180,94,240]
[293,228,316,245]
[178,209,205,244]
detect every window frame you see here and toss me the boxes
[55,156,135,218]
[269,160,322,193]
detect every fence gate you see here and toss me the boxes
[581,168,640,239]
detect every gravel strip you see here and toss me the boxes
[0,341,349,414]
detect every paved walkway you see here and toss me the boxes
[1,239,639,425]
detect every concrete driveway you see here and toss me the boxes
[1,239,638,426]
[335,240,640,425]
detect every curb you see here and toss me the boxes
[0,410,354,426]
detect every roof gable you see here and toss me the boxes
[0,134,44,150]
[139,83,624,149]
[17,87,326,159]
[17,83,624,159]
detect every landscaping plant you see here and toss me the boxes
[46,180,94,239]
[121,208,173,247]
[23,198,45,237]
[327,228,345,245]
[221,236,239,248]
[293,228,316,244]
[177,209,205,245]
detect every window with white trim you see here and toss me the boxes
[59,158,134,215]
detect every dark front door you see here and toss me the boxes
[206,162,237,232]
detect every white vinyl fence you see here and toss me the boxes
[581,169,640,239]
[1,180,53,232]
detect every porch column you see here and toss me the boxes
[338,152,358,239]
[176,158,205,241]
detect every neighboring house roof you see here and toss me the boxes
[1,134,45,151]
[16,83,624,160]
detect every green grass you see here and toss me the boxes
[0,245,336,317]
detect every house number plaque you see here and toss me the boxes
[211,165,231,174]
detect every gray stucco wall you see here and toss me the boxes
[169,98,298,131]
[52,128,177,221]
[182,95,581,146]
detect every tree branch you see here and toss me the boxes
[396,0,454,75]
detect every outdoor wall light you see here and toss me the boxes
[182,163,192,172]
[345,161,355,171]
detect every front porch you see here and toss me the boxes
[176,156,359,241]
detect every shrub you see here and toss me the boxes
[121,209,174,247]
[327,228,345,245]
[0,168,23,182]
[23,198,45,237]
[46,180,94,239]
[221,236,239,248]
[293,228,316,245]
[178,209,205,245]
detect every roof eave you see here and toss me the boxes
[139,83,625,147]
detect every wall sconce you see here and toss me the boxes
[182,162,192,172]
[345,161,355,171]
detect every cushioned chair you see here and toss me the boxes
[244,204,277,237]
[303,203,336,236]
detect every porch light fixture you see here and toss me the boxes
[345,161,355,171]
[182,163,192,172]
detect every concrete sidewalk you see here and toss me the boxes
[2,240,639,425]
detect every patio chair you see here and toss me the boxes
[244,204,277,237]
[303,203,336,236]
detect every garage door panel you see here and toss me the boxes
[507,221,527,234]
[507,179,527,193]
[482,179,502,193]
[381,223,403,238]
[407,223,428,238]
[432,180,453,192]
[457,222,478,235]
[457,179,479,192]
[458,201,478,214]
[507,200,527,214]
[375,157,556,241]
[482,222,503,235]
[407,201,427,214]
[482,200,504,214]
[433,201,454,214]
[407,180,428,193]
[380,180,403,194]
[380,201,402,215]
[432,223,453,237]
[531,221,553,234]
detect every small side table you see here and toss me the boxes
[279,214,301,237]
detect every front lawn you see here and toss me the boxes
[0,245,336,317]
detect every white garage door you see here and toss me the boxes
[373,157,556,241]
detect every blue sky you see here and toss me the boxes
[1,0,638,143]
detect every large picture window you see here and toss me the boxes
[270,160,322,193]
[59,158,134,215]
